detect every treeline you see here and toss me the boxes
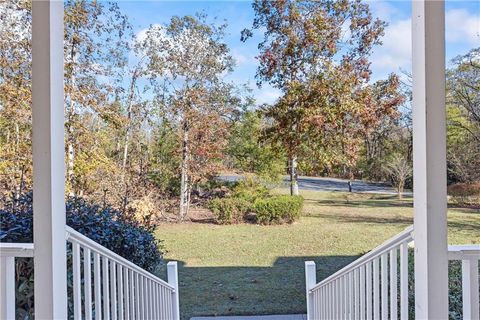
[1,0,478,220]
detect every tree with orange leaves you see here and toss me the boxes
[243,0,403,193]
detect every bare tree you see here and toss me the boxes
[384,155,412,199]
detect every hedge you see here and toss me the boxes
[208,197,252,224]
[253,195,304,225]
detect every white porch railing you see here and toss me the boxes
[0,242,34,319]
[305,226,480,320]
[0,226,180,320]
[448,245,480,320]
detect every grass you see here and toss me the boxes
[155,189,480,320]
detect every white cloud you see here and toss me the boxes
[370,8,479,80]
[446,9,480,46]
[231,50,256,66]
[371,18,412,77]
[368,1,400,21]
[254,87,281,105]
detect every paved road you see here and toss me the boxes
[220,175,409,195]
[295,176,399,194]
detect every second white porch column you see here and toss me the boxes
[412,1,449,319]
[32,0,67,319]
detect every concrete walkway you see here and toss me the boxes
[191,315,307,320]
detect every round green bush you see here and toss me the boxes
[208,197,252,224]
[231,178,269,203]
[253,195,304,225]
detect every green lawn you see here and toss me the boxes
[155,189,480,320]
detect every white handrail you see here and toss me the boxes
[448,245,480,260]
[66,225,180,320]
[310,225,413,291]
[1,228,180,320]
[305,228,479,320]
[0,243,34,257]
[65,226,174,290]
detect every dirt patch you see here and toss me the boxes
[189,207,216,223]
[155,206,216,224]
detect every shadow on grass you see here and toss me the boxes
[305,212,479,233]
[447,220,480,233]
[161,255,359,320]
[308,198,413,209]
[162,253,473,320]
[310,212,413,225]
[305,197,478,211]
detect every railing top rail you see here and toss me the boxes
[0,242,34,257]
[65,226,174,290]
[310,225,414,291]
[448,244,480,260]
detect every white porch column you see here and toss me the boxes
[32,0,67,319]
[412,1,449,319]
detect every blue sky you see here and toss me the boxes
[118,0,480,105]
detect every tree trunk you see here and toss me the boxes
[179,121,190,220]
[14,122,20,199]
[67,132,75,190]
[66,79,76,195]
[121,136,129,181]
[66,102,75,196]
[290,155,299,196]
[121,69,138,185]
[398,180,404,199]
[66,41,78,196]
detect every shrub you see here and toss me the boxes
[208,197,252,224]
[196,178,239,200]
[447,183,480,207]
[0,192,164,319]
[0,192,163,271]
[253,195,304,225]
[231,177,269,203]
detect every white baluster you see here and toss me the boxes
[84,248,92,320]
[103,257,110,319]
[366,262,372,320]
[373,258,380,320]
[118,264,124,320]
[462,258,479,320]
[139,276,144,320]
[349,272,354,320]
[381,253,388,320]
[400,243,409,320]
[0,256,16,320]
[390,248,398,320]
[354,268,360,320]
[110,261,117,320]
[124,268,130,320]
[135,273,140,320]
[93,252,102,320]
[73,243,82,320]
[360,265,366,320]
